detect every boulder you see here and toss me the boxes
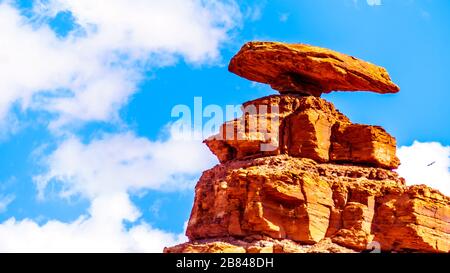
[229,41,400,96]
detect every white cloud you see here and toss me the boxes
[366,0,382,6]
[34,127,217,199]
[352,0,382,6]
[0,126,215,252]
[0,0,241,128]
[36,0,239,62]
[243,2,265,22]
[0,193,186,252]
[397,141,450,196]
[0,194,15,213]
[0,0,234,252]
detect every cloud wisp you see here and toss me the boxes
[0,194,15,214]
[366,0,382,6]
[0,126,216,252]
[0,0,234,252]
[34,128,217,199]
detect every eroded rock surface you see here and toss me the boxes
[204,95,400,169]
[164,237,355,253]
[229,42,400,96]
[165,41,449,254]
[166,156,450,253]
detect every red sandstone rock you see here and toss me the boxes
[164,237,356,253]
[229,42,400,96]
[373,185,450,252]
[205,95,399,170]
[204,95,302,162]
[330,123,400,169]
[169,155,450,253]
[164,240,246,253]
[284,99,348,162]
[165,42,450,254]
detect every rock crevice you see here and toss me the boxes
[205,95,399,170]
[164,42,450,253]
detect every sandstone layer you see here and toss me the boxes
[166,95,450,254]
[165,237,356,253]
[165,42,450,253]
[165,155,450,253]
[204,95,400,169]
[229,42,400,96]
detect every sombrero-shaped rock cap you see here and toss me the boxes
[229,41,400,97]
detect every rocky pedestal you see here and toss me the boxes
[204,95,399,169]
[164,42,450,253]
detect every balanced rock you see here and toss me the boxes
[165,41,450,253]
[204,94,400,169]
[229,42,400,96]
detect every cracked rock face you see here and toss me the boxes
[164,42,450,253]
[166,95,450,253]
[204,95,400,170]
[166,155,450,253]
[164,237,356,253]
[228,41,400,96]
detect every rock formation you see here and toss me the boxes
[229,42,400,96]
[164,42,450,253]
[204,95,399,169]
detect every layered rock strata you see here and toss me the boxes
[169,155,449,253]
[229,42,400,96]
[204,95,399,169]
[164,42,450,253]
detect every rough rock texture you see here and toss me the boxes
[229,42,400,96]
[204,95,400,170]
[164,237,356,253]
[330,123,400,169]
[165,155,450,253]
[165,42,450,253]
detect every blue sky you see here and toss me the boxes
[0,0,449,252]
